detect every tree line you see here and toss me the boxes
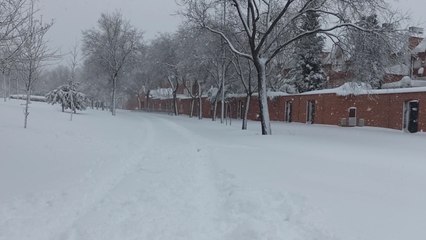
[1,0,408,133]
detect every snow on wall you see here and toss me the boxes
[300,80,426,96]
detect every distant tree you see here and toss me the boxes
[148,33,180,115]
[82,11,142,116]
[79,56,110,110]
[346,14,397,89]
[46,82,87,113]
[175,26,214,120]
[36,65,70,95]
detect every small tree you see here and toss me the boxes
[15,0,54,129]
[46,82,87,113]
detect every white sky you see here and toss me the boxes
[39,0,182,54]
[38,0,425,55]
[391,0,426,27]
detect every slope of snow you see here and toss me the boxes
[1,100,426,240]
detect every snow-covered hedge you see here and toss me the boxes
[9,95,47,102]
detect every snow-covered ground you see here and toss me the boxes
[1,99,426,240]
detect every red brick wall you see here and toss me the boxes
[128,91,426,132]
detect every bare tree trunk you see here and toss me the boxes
[255,59,271,135]
[212,84,223,121]
[2,73,6,102]
[242,94,251,130]
[7,75,10,100]
[221,68,225,124]
[198,94,202,120]
[16,77,19,95]
[172,91,178,116]
[70,87,74,121]
[190,99,195,118]
[213,99,218,121]
[220,0,226,124]
[137,95,142,110]
[145,89,150,111]
[24,87,31,129]
[111,74,117,116]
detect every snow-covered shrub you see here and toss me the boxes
[46,82,88,113]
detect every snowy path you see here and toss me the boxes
[2,100,426,240]
[0,104,220,240]
[57,115,220,240]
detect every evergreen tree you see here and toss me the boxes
[46,82,88,113]
[292,7,327,93]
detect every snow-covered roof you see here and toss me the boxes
[413,38,426,53]
[176,94,192,100]
[150,88,172,99]
[382,76,426,89]
[220,91,290,99]
[300,80,426,96]
[267,91,290,99]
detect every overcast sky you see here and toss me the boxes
[39,0,182,54]
[39,0,426,55]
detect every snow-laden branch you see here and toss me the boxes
[267,22,380,64]
[203,25,253,60]
[255,0,295,54]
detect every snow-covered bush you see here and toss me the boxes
[46,82,88,113]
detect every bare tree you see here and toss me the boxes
[181,0,397,135]
[79,60,110,110]
[231,54,256,130]
[1,0,32,100]
[14,0,54,129]
[174,26,205,118]
[82,11,142,116]
[0,0,30,65]
[148,33,180,115]
[68,43,80,120]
